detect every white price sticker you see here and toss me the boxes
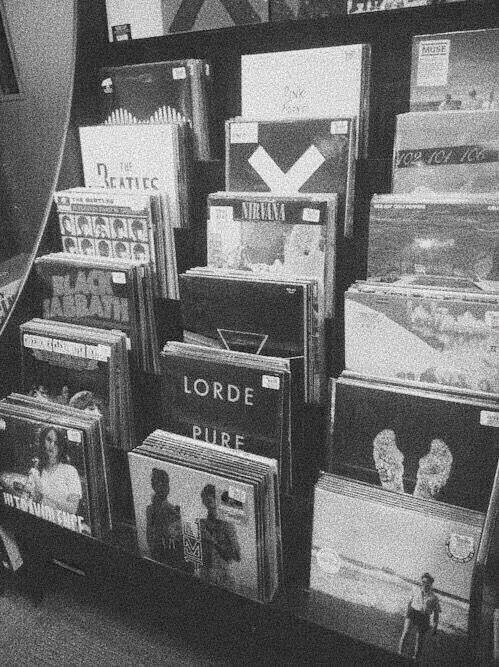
[230,122,258,144]
[125,336,131,350]
[262,375,280,390]
[416,39,450,87]
[67,429,82,443]
[0,419,6,431]
[330,120,348,135]
[172,67,187,80]
[112,272,126,284]
[96,344,112,361]
[302,207,321,223]
[485,312,499,328]
[210,206,234,224]
[480,411,499,427]
[228,486,246,504]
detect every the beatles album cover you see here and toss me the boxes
[344,283,499,394]
[105,0,269,41]
[269,0,345,21]
[328,375,499,512]
[98,60,213,160]
[79,124,187,229]
[411,28,499,113]
[367,193,499,291]
[179,272,306,359]
[309,473,484,665]
[128,450,260,598]
[392,109,499,195]
[0,412,92,536]
[241,45,370,157]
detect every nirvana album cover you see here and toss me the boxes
[411,28,499,113]
[329,375,499,512]
[345,283,499,394]
[0,413,92,536]
[392,110,499,195]
[309,473,484,665]
[367,193,499,291]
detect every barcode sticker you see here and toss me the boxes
[210,206,234,224]
[67,429,82,443]
[480,411,499,427]
[112,272,126,284]
[230,122,258,144]
[330,120,348,135]
[228,486,246,503]
[172,67,187,80]
[302,208,321,223]
[262,375,280,390]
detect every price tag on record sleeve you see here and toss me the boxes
[262,375,280,390]
[210,206,233,224]
[302,208,320,223]
[480,411,499,427]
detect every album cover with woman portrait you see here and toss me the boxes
[128,449,260,600]
[328,375,499,512]
[0,412,92,536]
[309,473,485,665]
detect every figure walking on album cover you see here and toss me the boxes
[372,429,405,494]
[145,468,186,569]
[399,573,440,661]
[198,484,241,591]
[413,439,453,501]
[24,425,82,515]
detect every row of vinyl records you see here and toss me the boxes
[104,0,484,42]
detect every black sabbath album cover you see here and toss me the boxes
[328,375,499,512]
[179,273,306,360]
[367,193,499,291]
[410,28,499,113]
[225,118,355,233]
[0,412,92,536]
[98,60,213,160]
[392,110,499,195]
[105,0,269,41]
[344,282,499,394]
[309,473,485,665]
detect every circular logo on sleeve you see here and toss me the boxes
[316,548,342,574]
[446,533,475,564]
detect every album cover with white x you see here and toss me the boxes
[225,118,356,235]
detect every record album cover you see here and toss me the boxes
[345,284,499,393]
[329,376,499,512]
[411,28,499,113]
[309,474,484,664]
[392,110,499,195]
[128,450,260,598]
[367,193,499,291]
[0,414,92,535]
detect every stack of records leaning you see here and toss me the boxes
[240,43,371,159]
[128,429,281,603]
[160,341,303,493]
[309,471,493,665]
[35,253,160,374]
[391,109,499,195]
[344,279,499,393]
[0,393,111,539]
[179,267,320,403]
[366,192,499,292]
[79,122,191,229]
[20,318,134,451]
[98,59,214,161]
[225,117,356,236]
[54,187,178,299]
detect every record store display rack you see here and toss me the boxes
[1,0,499,664]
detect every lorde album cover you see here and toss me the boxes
[0,413,91,535]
